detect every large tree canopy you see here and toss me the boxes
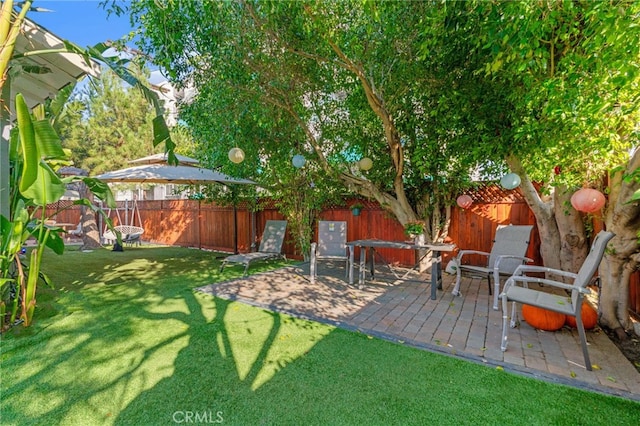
[452,1,640,333]
[126,0,477,242]
[123,0,640,332]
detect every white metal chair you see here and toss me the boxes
[451,224,534,310]
[310,221,349,283]
[68,222,83,237]
[500,230,615,371]
[220,220,288,276]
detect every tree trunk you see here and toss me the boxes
[600,149,640,331]
[506,156,563,272]
[553,185,588,277]
[80,208,102,251]
[78,182,102,250]
[599,250,634,332]
[509,153,640,332]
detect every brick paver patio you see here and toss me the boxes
[198,261,640,401]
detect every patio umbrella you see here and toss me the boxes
[93,161,256,253]
[93,163,255,185]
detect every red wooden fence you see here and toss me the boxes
[45,187,638,319]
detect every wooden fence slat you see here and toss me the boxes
[44,190,638,319]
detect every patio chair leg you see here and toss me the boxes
[509,300,518,328]
[344,259,349,279]
[451,268,462,296]
[576,316,593,371]
[501,293,509,352]
[492,269,501,311]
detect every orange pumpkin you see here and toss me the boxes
[522,304,566,331]
[565,302,598,330]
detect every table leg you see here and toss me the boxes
[359,247,366,288]
[369,248,376,280]
[348,246,354,285]
[430,251,442,300]
[435,251,442,289]
[310,242,317,284]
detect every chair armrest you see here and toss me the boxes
[511,264,578,280]
[504,275,591,294]
[457,250,490,261]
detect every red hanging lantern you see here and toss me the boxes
[570,188,606,213]
[456,194,473,209]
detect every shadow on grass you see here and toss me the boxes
[1,247,314,424]
[2,247,638,425]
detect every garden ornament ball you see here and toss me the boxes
[228,147,245,164]
[456,194,473,209]
[500,173,521,190]
[358,157,373,171]
[292,154,306,168]
[570,188,606,213]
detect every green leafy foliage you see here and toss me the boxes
[1,95,116,330]
[124,0,483,242]
[456,1,640,188]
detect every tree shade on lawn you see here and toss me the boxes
[1,246,638,425]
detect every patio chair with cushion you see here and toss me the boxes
[500,230,614,371]
[220,220,288,276]
[310,220,349,283]
[451,224,534,310]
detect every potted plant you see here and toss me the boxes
[350,203,364,216]
[404,221,425,239]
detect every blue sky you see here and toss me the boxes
[29,1,134,48]
[30,1,167,83]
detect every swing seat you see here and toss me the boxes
[103,225,144,246]
[101,200,145,247]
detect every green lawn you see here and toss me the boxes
[1,246,639,425]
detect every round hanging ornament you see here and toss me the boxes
[570,188,606,213]
[456,194,473,209]
[292,154,306,168]
[358,157,373,171]
[228,147,245,164]
[500,173,521,190]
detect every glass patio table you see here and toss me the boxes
[346,239,456,300]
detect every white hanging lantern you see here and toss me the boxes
[292,154,306,168]
[228,147,245,164]
[500,173,521,190]
[358,157,373,171]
